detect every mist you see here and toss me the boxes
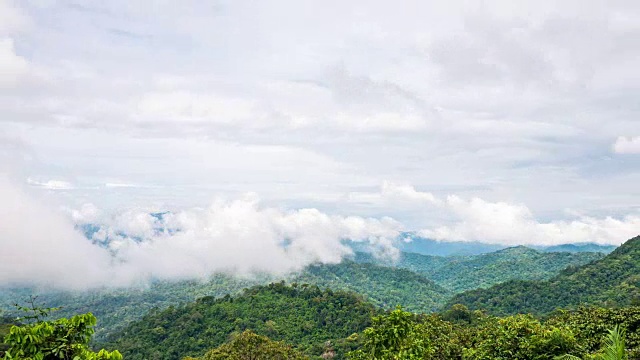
[0,178,403,290]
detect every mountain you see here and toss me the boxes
[0,244,605,343]
[446,235,640,315]
[539,243,617,254]
[0,275,265,342]
[102,282,379,360]
[295,261,450,312]
[396,234,505,256]
[0,261,448,341]
[422,246,604,293]
[356,246,604,293]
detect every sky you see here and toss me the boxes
[1,0,639,288]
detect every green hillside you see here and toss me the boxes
[102,282,379,360]
[0,274,264,342]
[295,261,450,312]
[1,246,602,343]
[0,261,449,342]
[447,235,640,315]
[425,246,604,292]
[357,246,604,292]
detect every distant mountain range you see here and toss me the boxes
[396,233,616,256]
[447,235,640,315]
[355,245,604,293]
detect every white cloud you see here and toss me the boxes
[26,178,74,190]
[0,37,28,87]
[613,136,640,154]
[135,91,261,126]
[357,182,640,246]
[0,0,29,35]
[0,177,404,289]
[86,196,403,282]
[421,195,640,246]
[0,176,113,289]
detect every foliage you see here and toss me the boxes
[0,275,265,343]
[462,314,582,360]
[297,261,450,312]
[346,305,636,360]
[183,330,308,360]
[1,245,602,344]
[0,316,18,357]
[547,307,640,358]
[346,307,430,360]
[447,236,640,315]
[426,247,603,293]
[2,311,122,360]
[357,246,603,293]
[103,282,379,360]
[557,325,628,360]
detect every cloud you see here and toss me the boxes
[104,182,140,188]
[0,176,113,289]
[26,178,74,190]
[613,136,640,154]
[135,91,261,127]
[1,177,403,289]
[421,195,640,246]
[0,37,28,87]
[82,195,403,282]
[356,182,640,246]
[0,0,30,35]
[347,181,440,206]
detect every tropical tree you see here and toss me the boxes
[556,326,628,360]
[184,330,307,360]
[347,307,430,360]
[2,298,122,360]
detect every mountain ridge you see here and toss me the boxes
[446,235,640,315]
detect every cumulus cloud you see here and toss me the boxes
[346,181,440,208]
[82,195,403,283]
[613,136,640,154]
[356,182,640,246]
[420,195,640,246]
[1,179,403,289]
[0,176,113,289]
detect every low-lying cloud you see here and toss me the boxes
[0,176,113,289]
[1,177,403,290]
[3,176,639,290]
[353,182,640,246]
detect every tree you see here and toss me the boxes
[462,314,582,360]
[347,307,430,360]
[2,299,122,360]
[556,326,628,360]
[184,330,307,360]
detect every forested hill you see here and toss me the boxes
[0,246,603,342]
[295,261,450,312]
[102,282,379,360]
[447,235,640,315]
[356,246,604,292]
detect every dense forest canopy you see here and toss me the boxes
[448,236,640,315]
[0,246,603,342]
